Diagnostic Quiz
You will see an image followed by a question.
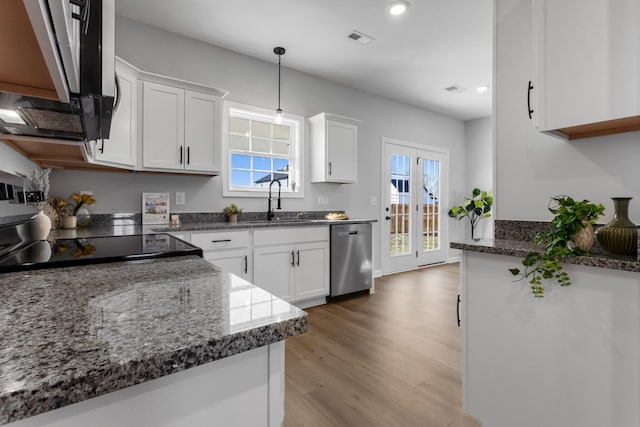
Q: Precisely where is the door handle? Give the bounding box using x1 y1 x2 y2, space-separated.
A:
385 216 391 220
527 80 534 119
457 294 461 327
296 250 300 266
291 251 295 267
187 146 190 165
244 255 248 274
328 161 332 176
180 146 183 164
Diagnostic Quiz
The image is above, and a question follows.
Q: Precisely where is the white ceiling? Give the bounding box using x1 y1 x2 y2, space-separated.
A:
115 0 493 121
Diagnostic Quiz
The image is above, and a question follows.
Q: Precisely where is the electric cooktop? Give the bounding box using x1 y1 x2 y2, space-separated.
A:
0 234 203 273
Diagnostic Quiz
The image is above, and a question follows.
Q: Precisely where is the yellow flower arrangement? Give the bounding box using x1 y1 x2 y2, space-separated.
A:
56 193 96 216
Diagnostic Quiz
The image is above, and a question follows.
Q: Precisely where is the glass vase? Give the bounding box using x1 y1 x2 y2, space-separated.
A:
76 206 92 228
595 197 637 256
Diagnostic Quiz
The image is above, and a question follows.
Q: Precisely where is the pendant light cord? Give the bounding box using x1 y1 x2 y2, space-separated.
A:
278 54 281 111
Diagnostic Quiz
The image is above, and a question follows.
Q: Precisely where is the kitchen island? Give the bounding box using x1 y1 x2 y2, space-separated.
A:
452 237 640 427
0 255 307 426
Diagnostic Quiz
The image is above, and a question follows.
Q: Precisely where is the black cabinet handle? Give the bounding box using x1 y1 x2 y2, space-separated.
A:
328 161 332 176
244 255 248 274
457 294 461 327
291 251 295 267
187 146 190 165
180 146 183 164
211 239 231 243
527 80 534 119
98 139 104 154
296 250 300 266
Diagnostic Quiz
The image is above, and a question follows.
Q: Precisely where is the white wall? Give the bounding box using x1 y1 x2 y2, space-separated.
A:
464 116 494 238
495 0 640 224
48 16 467 266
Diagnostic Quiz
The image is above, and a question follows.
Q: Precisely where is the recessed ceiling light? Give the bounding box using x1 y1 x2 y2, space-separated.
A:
476 85 490 93
0 108 25 125
389 1 409 16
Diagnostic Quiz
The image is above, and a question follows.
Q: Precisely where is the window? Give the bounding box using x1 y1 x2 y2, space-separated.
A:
223 101 303 198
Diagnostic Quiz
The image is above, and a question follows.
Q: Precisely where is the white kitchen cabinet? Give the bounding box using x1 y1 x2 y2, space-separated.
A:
142 82 221 173
253 227 329 307
309 113 360 183
190 230 251 281
89 58 138 168
532 0 640 139
142 82 185 170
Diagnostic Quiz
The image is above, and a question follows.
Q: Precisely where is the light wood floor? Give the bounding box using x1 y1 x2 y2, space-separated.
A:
283 263 481 427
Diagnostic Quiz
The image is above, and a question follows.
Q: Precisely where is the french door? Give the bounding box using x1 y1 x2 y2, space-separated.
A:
382 141 448 275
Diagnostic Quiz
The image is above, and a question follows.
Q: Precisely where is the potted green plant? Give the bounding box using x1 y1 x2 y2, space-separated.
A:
223 203 242 224
509 195 605 297
448 188 493 240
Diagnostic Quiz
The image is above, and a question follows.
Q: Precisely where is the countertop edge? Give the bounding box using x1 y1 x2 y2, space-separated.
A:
451 239 640 273
1 313 308 424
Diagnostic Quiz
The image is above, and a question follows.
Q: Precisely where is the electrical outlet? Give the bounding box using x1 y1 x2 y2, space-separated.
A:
318 196 329 206
80 190 93 195
175 192 186 205
370 196 378 206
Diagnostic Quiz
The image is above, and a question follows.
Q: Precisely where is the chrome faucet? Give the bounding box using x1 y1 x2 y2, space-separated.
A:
267 179 282 220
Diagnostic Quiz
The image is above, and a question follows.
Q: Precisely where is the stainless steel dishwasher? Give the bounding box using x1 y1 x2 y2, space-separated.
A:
330 222 373 297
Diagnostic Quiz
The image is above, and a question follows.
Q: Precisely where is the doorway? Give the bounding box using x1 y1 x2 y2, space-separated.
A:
382 139 448 275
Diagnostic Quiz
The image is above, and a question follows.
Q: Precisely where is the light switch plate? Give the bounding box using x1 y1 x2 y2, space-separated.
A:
318 196 329 206
370 196 377 206
175 192 186 205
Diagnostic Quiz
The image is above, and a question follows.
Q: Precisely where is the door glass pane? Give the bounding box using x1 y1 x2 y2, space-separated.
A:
422 159 440 251
390 154 411 256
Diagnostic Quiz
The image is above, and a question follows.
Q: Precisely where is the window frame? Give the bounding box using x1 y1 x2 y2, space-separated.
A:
222 101 304 199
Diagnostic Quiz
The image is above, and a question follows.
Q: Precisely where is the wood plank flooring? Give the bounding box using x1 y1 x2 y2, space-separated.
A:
283 263 481 427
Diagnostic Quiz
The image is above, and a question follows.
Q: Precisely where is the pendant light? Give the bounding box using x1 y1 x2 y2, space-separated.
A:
274 46 286 124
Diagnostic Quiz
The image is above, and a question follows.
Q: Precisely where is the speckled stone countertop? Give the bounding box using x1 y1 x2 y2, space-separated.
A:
48 218 377 240
0 256 307 425
451 238 640 272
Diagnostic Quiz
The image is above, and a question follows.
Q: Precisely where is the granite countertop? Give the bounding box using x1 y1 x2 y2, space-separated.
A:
0 256 307 425
152 218 376 233
48 218 377 239
451 238 640 273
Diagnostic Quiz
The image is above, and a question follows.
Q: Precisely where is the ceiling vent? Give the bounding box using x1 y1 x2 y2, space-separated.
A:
347 30 375 45
444 84 467 94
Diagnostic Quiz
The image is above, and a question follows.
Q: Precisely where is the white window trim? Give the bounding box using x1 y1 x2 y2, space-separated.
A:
222 100 305 199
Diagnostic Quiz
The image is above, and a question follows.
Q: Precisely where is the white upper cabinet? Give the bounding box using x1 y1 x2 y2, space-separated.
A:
142 82 221 173
142 82 186 170
90 58 138 168
532 0 640 139
184 90 220 172
309 113 360 183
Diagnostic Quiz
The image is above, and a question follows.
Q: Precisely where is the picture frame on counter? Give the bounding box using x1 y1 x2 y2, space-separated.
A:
142 192 170 224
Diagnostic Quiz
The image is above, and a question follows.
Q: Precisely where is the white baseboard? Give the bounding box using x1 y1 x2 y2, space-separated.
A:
373 269 383 278
447 256 461 264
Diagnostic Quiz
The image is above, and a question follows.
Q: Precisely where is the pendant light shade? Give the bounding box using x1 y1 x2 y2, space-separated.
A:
274 46 286 124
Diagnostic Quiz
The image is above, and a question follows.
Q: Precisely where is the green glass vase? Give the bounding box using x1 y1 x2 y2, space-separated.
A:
595 197 637 256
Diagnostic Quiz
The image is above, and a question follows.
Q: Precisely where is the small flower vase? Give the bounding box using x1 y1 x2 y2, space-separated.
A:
228 214 238 224
62 215 77 229
595 197 638 256
30 210 52 241
75 206 92 227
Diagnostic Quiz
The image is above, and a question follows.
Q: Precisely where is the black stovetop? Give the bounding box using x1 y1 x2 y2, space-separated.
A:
0 234 203 273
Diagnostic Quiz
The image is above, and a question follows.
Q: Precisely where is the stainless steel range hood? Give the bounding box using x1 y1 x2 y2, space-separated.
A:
0 0 115 144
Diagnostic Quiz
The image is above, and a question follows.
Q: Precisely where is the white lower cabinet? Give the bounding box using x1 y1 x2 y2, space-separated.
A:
253 227 329 307
190 230 251 281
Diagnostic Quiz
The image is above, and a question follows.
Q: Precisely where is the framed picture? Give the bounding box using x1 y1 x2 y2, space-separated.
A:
142 192 170 224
